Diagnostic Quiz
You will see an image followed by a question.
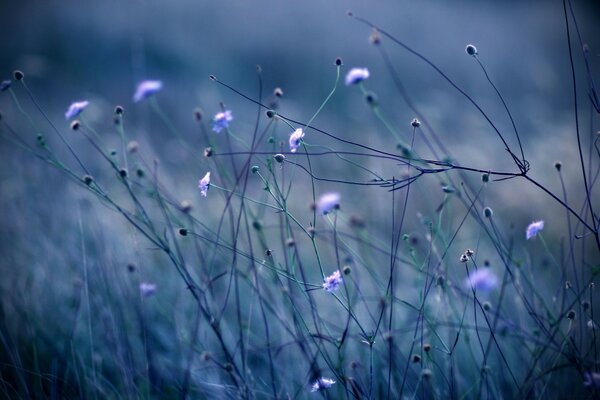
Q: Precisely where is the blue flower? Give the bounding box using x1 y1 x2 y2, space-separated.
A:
288 128 305 153
211 110 233 133
133 80 163 102
198 172 211 197
65 100 89 120
345 68 370 86
526 220 544 240
323 270 343 293
0 80 11 92
317 192 340 215
310 377 336 392
465 268 497 292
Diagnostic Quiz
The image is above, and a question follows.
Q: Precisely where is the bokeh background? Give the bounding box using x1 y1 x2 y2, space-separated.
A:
1 0 600 398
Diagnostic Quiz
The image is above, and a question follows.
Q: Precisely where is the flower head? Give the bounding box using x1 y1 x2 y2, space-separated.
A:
289 128 305 153
310 377 336 392
323 270 343 292
139 282 157 297
317 192 340 215
526 220 544 240
133 80 163 102
345 68 370 86
211 110 233 133
584 372 600 389
65 101 89 120
465 268 497 292
198 172 210 197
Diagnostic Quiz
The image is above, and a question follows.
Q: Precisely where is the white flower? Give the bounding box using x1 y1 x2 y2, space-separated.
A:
310 377 336 392
345 68 370 86
316 192 340 215
133 80 163 102
289 128 305 153
526 220 544 240
198 172 211 197
139 282 157 297
323 270 343 292
65 101 89 120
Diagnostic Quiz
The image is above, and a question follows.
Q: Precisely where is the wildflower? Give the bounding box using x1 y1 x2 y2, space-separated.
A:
289 128 305 153
139 282 157 297
459 254 469 263
0 80 11 92
465 44 478 56
65 100 89 120
411 118 421 127
345 68 370 86
323 270 343 292
584 371 600 389
133 80 162 102
211 110 233 133
526 220 544 240
310 377 336 392
316 192 340 215
198 172 210 197
465 268 497 292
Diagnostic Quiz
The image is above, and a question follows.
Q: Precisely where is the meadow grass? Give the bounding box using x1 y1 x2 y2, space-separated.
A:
0 2 599 399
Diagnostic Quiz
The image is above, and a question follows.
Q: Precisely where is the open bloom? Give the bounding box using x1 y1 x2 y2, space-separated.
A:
311 377 336 392
198 172 210 197
323 270 343 292
317 192 340 215
139 282 157 297
133 80 163 102
211 110 233 133
526 220 544 240
65 100 89 120
289 128 305 153
345 68 370 85
465 268 497 292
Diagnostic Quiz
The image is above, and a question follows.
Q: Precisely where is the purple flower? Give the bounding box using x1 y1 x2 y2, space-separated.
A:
139 282 157 297
133 80 163 102
526 220 544 240
465 268 497 292
345 68 370 86
317 192 340 215
198 171 210 197
289 128 305 153
211 110 233 133
65 101 89 120
310 377 336 392
0 80 11 92
323 270 343 293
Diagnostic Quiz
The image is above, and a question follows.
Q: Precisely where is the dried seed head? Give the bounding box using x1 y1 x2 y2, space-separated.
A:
483 301 492 311
114 105 124 115
265 249 273 257
369 29 381 45
126 140 139 153
465 249 475 257
70 120 81 131
118 168 128 178
274 87 284 97
423 343 431 352
13 70 24 81
460 254 469 263
335 57 343 66
266 110 276 118
554 161 562 171
252 220 262 231
382 331 393 342
582 301 590 311
364 91 378 105
483 207 493 218
204 147 213 157
83 175 94 186
200 351 211 362
178 228 188 236
285 238 295 247
412 354 421 363
193 107 203 121
273 153 285 163
482 173 490 183
465 44 478 56
251 165 259 174
342 265 352 275
421 369 432 380
127 263 136 273
411 118 421 128
567 310 576 320
565 281 572 290
180 200 192 213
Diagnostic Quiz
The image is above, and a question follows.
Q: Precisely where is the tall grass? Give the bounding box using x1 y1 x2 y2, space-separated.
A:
1 1 599 399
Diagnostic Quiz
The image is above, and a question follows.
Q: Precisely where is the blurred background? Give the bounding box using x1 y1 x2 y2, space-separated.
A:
1 0 600 397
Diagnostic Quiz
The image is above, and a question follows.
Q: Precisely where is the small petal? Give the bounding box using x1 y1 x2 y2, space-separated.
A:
65 100 89 120
211 110 233 133
345 68 370 86
289 128 305 153
323 270 343 292
198 171 211 197
133 80 163 102
317 192 340 215
526 220 544 240
465 268 497 292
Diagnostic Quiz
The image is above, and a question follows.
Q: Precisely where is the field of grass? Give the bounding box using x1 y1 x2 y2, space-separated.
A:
1 1 599 399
